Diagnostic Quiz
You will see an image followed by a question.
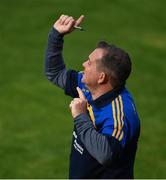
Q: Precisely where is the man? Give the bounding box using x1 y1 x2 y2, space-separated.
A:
45 14 140 179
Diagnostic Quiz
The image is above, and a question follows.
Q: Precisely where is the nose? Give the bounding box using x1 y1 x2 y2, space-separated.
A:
82 60 88 68
82 61 86 68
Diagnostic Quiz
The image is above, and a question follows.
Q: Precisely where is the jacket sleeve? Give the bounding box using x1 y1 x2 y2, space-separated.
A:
45 27 80 97
74 113 122 166
45 27 68 90
45 26 80 99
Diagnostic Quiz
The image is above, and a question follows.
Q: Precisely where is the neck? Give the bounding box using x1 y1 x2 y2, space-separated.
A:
89 85 113 100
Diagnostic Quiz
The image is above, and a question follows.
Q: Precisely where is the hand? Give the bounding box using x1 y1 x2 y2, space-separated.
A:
69 87 87 118
53 14 84 34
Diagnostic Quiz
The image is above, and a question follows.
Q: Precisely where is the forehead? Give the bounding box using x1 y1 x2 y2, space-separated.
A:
89 48 107 61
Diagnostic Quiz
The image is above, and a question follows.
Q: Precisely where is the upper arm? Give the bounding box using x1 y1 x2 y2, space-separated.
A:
74 114 123 166
64 69 79 97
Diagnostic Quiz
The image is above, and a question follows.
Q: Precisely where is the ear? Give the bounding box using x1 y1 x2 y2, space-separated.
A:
98 72 108 84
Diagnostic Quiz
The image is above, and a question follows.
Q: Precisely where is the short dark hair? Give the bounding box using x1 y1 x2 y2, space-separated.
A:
96 41 132 88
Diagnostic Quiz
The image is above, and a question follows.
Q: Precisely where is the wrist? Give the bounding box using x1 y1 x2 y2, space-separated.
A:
73 113 90 121
52 26 64 37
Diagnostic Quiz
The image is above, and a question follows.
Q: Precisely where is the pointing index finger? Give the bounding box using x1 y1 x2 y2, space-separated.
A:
76 87 86 100
75 15 85 26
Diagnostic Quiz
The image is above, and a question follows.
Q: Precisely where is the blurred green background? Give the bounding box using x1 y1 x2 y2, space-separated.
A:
0 0 166 178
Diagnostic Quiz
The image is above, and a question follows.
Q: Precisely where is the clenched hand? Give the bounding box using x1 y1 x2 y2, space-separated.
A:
54 14 84 34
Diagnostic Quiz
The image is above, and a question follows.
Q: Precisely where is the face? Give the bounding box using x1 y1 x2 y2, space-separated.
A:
81 48 106 88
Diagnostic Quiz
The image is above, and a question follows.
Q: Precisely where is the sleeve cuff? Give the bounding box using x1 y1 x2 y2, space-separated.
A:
52 27 64 37
74 113 90 123
49 27 64 43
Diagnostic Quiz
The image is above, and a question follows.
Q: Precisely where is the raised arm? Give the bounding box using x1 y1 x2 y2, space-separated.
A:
45 15 84 90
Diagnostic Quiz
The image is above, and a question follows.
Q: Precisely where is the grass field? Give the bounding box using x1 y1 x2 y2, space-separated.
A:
0 0 166 178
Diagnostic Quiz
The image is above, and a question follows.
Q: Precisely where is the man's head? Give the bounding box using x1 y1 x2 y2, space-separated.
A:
82 41 132 90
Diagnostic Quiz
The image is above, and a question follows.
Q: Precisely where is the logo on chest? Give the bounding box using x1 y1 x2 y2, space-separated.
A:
73 131 84 155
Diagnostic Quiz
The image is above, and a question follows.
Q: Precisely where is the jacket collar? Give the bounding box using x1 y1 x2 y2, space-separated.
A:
92 86 124 108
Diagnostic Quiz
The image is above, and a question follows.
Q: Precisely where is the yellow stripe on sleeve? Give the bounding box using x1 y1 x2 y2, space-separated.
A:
119 131 124 141
115 98 121 139
118 95 124 141
112 100 117 137
119 95 124 127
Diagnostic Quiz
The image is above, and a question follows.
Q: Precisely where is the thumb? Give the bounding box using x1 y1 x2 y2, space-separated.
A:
77 87 86 100
75 15 85 26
